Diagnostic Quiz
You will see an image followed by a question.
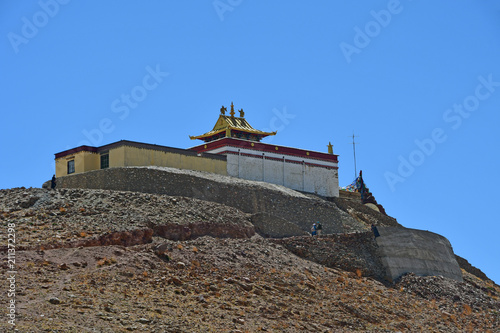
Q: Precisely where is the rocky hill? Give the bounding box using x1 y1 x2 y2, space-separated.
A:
1 186 499 332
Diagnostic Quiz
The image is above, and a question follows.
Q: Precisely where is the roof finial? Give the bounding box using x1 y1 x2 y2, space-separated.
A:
230 102 235 118
220 105 227 115
239 108 245 118
327 142 333 154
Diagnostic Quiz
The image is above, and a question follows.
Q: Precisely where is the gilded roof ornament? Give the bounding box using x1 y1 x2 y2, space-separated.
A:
327 142 334 155
230 102 235 118
189 102 277 142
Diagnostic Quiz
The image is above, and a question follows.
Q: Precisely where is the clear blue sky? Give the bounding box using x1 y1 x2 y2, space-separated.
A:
2 1 499 283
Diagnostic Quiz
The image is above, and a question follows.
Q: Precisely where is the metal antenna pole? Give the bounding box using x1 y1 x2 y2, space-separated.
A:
350 133 359 179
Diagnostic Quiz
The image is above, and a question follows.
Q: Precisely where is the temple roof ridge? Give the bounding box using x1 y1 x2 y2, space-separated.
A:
189 103 276 142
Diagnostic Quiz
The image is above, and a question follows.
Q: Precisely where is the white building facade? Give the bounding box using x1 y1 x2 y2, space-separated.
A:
189 103 339 197
191 138 339 197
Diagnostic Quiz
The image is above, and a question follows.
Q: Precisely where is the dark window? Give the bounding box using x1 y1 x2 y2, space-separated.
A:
100 154 109 169
67 160 75 174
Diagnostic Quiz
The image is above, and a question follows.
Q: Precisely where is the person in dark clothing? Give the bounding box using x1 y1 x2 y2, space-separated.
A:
316 222 323 236
311 223 317 236
51 175 56 190
371 224 380 238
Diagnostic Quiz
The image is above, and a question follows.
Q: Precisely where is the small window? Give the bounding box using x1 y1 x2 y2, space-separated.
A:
67 160 75 174
100 154 109 169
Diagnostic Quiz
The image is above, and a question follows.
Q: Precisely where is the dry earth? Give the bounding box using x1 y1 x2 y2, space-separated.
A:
1 187 499 332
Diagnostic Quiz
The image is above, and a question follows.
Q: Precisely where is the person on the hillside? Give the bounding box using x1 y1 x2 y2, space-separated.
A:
311 223 317 236
371 224 380 238
51 175 56 190
316 222 322 236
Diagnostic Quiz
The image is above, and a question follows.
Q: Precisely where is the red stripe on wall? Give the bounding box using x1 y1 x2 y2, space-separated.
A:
190 138 338 163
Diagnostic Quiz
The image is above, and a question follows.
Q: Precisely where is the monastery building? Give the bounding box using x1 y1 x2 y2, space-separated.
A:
54 103 339 197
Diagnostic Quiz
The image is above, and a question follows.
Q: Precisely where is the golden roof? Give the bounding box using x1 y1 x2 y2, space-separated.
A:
189 103 277 141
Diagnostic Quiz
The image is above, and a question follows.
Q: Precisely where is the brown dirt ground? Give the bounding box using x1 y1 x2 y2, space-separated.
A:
0 187 499 332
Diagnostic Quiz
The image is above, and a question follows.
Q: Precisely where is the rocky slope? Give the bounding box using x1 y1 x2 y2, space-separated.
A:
1 187 499 332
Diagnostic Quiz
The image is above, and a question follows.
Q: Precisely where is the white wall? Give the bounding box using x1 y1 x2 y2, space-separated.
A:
226 152 339 197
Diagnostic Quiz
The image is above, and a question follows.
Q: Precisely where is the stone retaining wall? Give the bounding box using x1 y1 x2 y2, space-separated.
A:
56 167 366 234
339 190 361 201
376 227 463 282
272 233 388 282
274 228 464 284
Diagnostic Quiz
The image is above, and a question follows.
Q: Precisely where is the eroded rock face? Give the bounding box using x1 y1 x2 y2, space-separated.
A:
6 229 155 251
152 222 255 241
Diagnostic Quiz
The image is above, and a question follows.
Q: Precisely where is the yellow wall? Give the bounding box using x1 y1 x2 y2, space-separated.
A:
55 151 99 177
55 156 67 177
122 146 227 175
55 144 227 177
83 151 99 172
109 146 125 168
